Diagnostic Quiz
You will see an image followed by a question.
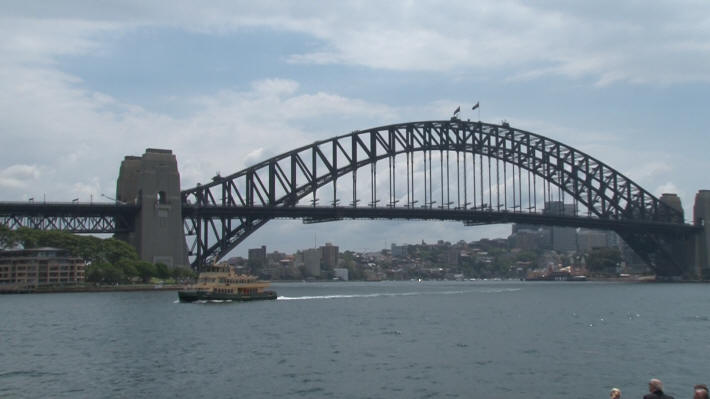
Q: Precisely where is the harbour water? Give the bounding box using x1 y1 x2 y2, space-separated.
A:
1 280 708 398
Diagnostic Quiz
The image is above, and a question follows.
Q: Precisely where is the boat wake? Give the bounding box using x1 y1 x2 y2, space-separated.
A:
277 288 520 301
278 292 416 301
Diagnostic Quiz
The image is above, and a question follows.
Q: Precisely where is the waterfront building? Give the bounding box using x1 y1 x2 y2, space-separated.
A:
261 262 282 280
390 243 408 258
447 248 460 266
0 247 85 288
512 223 541 234
508 229 545 251
303 248 321 277
333 267 349 281
248 245 267 272
577 229 611 251
541 201 578 252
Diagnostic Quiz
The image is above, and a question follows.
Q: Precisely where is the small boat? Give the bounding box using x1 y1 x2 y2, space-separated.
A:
178 264 277 303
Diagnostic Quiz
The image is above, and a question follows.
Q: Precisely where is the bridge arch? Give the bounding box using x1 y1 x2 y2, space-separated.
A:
181 120 686 272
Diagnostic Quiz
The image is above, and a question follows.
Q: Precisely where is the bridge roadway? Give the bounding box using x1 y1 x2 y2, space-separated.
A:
1 201 699 236
182 204 700 235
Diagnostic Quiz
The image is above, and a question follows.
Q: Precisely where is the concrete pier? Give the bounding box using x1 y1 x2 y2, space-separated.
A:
655 193 692 278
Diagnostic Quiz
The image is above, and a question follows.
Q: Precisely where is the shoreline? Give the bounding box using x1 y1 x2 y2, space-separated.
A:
2 277 707 295
0 284 182 295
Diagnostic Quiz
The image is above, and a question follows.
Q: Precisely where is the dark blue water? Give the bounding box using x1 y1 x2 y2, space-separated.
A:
1 281 708 398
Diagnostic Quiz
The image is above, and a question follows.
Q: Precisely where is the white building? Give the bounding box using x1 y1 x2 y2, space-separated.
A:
334 268 349 281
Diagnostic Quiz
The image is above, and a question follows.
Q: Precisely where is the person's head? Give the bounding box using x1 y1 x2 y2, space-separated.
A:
649 379 663 393
695 388 709 399
609 387 621 399
695 384 709 392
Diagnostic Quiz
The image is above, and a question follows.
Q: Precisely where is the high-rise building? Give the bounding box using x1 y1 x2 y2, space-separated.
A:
320 243 339 269
447 248 460 266
543 201 577 252
390 243 408 258
248 245 267 271
508 230 545 251
577 229 609 251
303 248 321 277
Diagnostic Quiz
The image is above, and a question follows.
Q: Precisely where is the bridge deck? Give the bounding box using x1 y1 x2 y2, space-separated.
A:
3 201 695 235
182 205 700 235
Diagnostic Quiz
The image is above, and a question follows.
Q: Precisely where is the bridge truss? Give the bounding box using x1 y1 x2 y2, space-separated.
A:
0 202 137 233
182 119 694 274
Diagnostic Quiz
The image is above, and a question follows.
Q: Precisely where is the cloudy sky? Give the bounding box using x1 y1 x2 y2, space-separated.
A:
1 1 709 255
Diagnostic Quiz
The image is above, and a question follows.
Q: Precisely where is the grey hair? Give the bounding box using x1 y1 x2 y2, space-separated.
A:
649 379 663 391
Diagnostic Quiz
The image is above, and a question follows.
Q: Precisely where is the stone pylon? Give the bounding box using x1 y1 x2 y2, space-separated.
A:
115 149 188 268
693 190 710 279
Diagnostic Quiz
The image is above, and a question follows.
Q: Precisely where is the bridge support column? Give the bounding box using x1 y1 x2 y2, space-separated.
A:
693 190 710 279
116 149 188 268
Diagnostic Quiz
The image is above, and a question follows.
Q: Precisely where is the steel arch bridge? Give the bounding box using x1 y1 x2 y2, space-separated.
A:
181 119 695 275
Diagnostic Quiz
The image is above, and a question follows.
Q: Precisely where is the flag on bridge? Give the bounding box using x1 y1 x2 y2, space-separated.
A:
472 101 479 111
453 106 461 116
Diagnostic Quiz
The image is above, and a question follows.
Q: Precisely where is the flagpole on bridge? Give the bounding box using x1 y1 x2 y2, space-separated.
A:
472 101 480 121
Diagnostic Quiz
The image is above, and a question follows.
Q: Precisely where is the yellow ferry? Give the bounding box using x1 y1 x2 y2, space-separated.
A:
178 264 277 302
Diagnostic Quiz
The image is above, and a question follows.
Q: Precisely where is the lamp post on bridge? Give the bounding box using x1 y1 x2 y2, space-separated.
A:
101 193 126 205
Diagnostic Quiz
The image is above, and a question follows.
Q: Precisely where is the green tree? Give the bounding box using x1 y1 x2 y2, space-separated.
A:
73 236 103 263
587 248 622 274
155 263 170 279
86 261 124 284
116 259 139 280
135 261 157 283
11 229 140 266
15 228 41 249
172 267 196 282
515 250 539 263
101 263 126 284
85 263 104 283
0 225 18 249
99 238 139 265
341 251 362 280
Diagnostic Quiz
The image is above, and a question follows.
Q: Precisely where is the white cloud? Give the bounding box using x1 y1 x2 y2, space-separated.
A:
3 1 710 85
256 1 710 85
0 164 41 190
242 148 265 167
626 161 673 182
70 178 103 202
0 56 399 201
656 182 681 197
251 78 299 97
0 17 118 68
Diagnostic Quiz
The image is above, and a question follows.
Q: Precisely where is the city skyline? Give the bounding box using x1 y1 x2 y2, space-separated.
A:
2 1 709 256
